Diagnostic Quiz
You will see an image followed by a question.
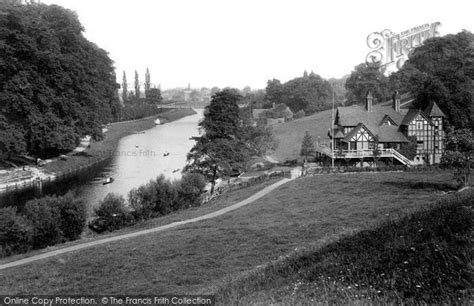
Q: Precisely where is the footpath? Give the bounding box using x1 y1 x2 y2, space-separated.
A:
0 177 294 271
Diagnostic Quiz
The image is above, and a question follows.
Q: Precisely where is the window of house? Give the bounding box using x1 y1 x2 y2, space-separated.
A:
417 141 423 151
416 122 423 130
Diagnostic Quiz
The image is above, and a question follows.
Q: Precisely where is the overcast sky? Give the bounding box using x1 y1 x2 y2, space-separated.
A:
41 0 473 90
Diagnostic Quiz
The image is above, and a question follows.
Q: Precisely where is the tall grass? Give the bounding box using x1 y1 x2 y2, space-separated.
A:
216 189 473 304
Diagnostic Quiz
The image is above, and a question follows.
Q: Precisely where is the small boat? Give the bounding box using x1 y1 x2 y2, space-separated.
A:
172 168 180 173
163 152 170 157
103 177 114 185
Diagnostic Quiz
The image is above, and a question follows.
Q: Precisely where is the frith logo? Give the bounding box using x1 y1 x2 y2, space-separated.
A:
366 22 441 70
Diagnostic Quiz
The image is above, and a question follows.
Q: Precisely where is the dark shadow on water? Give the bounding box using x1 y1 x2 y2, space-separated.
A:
0 158 112 209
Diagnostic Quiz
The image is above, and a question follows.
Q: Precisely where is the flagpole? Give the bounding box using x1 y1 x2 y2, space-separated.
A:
331 84 335 169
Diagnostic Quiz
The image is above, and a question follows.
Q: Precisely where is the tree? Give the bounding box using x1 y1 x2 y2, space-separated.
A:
391 31 474 129
134 70 140 99
264 79 284 106
145 87 163 105
144 68 151 97
441 127 473 188
0 3 121 159
300 131 315 161
185 89 247 194
121 71 128 104
345 62 390 105
264 74 334 113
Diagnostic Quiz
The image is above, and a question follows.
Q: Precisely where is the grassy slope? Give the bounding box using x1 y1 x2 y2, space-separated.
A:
270 109 332 162
0 171 457 295
217 189 473 304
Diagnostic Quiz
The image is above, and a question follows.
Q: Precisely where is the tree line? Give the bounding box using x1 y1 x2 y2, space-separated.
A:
120 69 163 121
263 71 344 115
0 3 121 160
345 30 474 130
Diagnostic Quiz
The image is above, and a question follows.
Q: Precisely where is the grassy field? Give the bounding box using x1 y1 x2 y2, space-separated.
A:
0 170 460 296
43 108 196 174
216 189 473 304
270 109 332 162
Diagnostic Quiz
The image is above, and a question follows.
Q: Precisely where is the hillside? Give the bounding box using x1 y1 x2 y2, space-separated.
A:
270 109 333 162
0 170 459 296
216 189 473 304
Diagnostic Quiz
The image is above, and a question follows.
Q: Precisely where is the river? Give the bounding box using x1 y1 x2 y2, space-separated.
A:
75 109 203 209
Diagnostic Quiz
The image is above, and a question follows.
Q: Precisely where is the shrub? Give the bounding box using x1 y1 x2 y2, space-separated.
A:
24 196 63 249
128 175 176 219
0 207 31 257
294 109 306 119
175 173 206 209
91 193 133 232
53 192 87 241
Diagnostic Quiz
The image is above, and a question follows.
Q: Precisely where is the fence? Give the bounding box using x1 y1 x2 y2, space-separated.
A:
202 170 293 204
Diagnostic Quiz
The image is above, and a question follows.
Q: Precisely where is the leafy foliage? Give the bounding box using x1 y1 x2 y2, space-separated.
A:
398 136 418 160
441 127 473 187
23 192 87 248
345 62 390 105
186 89 276 193
300 131 315 161
390 31 474 129
23 197 63 249
0 206 31 257
0 3 121 159
128 175 177 219
92 193 133 232
264 72 334 114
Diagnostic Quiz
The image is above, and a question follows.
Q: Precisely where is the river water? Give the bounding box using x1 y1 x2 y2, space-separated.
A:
75 109 203 209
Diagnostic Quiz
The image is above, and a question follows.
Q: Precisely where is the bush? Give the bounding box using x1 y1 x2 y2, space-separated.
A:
128 175 176 219
294 110 306 119
175 173 206 209
54 192 87 241
0 207 31 257
24 196 63 249
91 193 133 232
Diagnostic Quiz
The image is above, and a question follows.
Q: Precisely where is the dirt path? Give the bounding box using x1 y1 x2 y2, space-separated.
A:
0 177 293 271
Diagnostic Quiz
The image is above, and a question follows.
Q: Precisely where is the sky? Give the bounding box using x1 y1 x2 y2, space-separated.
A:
41 0 473 90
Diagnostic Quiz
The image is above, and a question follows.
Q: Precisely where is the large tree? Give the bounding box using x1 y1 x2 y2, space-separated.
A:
121 71 128 104
264 72 335 113
345 62 390 105
390 31 474 129
185 89 276 194
144 68 151 97
134 70 140 99
0 3 121 158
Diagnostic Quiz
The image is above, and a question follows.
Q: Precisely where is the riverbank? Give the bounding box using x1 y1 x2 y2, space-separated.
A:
0 108 196 195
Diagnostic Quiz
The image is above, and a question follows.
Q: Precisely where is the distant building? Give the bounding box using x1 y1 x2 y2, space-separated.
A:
328 91 445 166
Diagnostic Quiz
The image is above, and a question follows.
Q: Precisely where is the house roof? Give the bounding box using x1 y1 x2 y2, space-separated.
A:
376 125 409 142
424 101 446 117
342 123 376 142
336 104 413 143
336 105 407 129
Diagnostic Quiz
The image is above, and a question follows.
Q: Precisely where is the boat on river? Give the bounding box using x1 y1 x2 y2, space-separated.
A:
103 177 114 185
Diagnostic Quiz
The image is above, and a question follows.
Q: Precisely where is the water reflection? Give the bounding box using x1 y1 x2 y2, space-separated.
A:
76 109 203 208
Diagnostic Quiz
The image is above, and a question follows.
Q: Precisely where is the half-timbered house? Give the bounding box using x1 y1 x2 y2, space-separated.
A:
328 91 445 166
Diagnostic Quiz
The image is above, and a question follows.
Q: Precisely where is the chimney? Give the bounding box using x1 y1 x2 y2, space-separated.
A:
392 91 400 112
366 91 373 112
